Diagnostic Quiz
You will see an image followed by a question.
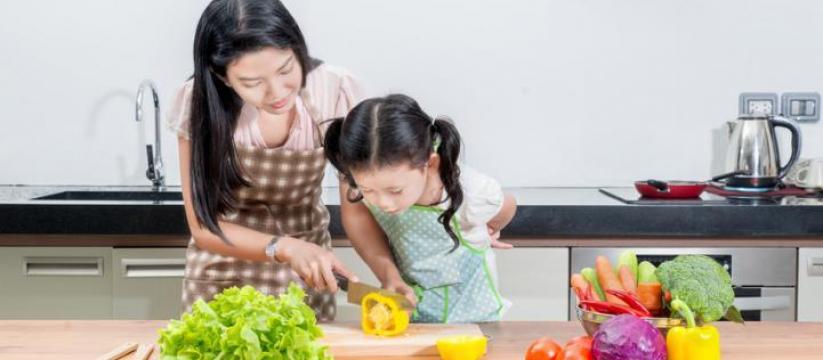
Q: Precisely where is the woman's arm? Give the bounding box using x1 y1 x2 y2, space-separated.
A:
338 180 417 305
178 137 354 291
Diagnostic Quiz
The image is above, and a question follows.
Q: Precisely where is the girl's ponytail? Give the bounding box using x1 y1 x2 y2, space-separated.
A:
432 117 463 251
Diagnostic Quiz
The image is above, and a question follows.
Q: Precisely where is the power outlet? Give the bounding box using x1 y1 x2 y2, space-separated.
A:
739 92 779 116
781 92 820 122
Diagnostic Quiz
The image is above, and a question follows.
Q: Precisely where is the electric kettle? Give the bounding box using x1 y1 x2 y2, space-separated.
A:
721 114 802 189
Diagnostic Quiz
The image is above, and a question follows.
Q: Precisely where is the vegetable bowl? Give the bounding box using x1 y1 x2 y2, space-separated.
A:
575 305 689 337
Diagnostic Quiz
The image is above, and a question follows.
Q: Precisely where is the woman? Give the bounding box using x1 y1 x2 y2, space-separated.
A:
167 0 361 321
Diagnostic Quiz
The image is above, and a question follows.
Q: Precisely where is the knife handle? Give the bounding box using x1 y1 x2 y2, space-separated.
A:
333 271 349 292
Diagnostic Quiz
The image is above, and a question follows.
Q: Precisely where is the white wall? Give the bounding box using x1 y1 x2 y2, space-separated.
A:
2 0 822 187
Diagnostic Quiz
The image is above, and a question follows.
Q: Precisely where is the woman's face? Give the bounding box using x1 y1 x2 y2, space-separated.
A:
351 163 430 215
224 47 303 115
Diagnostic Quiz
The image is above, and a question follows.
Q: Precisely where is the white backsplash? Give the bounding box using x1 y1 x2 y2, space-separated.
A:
1 0 822 187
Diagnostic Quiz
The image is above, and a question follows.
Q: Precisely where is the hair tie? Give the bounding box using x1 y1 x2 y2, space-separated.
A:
430 116 441 151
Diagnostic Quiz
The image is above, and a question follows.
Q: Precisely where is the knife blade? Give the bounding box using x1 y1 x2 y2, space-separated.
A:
334 272 415 311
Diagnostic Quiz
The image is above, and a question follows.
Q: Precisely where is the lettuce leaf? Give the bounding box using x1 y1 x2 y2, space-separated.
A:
158 283 331 360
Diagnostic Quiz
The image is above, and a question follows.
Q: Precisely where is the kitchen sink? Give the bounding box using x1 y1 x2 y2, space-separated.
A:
33 190 182 202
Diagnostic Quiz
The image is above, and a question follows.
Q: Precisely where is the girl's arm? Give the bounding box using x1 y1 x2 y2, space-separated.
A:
178 137 355 292
338 180 418 305
487 193 518 242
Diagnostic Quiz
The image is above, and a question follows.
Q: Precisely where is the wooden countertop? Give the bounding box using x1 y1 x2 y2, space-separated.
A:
1 320 822 359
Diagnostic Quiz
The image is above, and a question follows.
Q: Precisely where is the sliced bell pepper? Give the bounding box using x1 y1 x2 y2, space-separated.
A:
667 298 721 360
436 335 487 360
361 292 409 337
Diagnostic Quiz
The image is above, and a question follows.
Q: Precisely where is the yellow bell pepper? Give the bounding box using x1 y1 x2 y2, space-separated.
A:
667 299 721 360
361 293 409 336
436 335 487 360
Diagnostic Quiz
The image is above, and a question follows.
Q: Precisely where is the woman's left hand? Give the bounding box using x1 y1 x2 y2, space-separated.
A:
488 225 513 249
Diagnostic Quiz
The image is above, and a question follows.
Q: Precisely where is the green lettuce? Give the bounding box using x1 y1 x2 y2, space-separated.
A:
158 284 332 360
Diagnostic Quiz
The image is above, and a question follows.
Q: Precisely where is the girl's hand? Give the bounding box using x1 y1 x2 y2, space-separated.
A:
488 225 513 249
277 237 358 293
383 276 418 307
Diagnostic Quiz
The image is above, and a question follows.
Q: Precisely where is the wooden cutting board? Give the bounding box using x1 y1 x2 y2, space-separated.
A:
319 323 484 357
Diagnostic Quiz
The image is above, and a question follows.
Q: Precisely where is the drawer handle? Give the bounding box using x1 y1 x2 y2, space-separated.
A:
24 257 103 276
122 258 185 278
809 257 823 277
733 296 791 311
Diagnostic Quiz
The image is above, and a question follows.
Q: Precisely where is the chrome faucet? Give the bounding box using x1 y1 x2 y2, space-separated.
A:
135 80 165 190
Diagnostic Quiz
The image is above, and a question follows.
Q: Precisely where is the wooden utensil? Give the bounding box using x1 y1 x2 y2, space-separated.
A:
133 344 154 360
96 341 138 360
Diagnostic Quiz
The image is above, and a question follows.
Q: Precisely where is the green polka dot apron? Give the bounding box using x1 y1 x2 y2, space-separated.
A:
367 204 505 323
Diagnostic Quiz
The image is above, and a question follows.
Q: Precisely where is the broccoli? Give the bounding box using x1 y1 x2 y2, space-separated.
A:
655 254 735 323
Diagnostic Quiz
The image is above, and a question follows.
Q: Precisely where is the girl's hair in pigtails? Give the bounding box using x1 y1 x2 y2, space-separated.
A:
431 117 463 250
323 94 465 250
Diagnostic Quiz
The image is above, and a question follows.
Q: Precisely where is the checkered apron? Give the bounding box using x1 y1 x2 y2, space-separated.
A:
181 109 336 321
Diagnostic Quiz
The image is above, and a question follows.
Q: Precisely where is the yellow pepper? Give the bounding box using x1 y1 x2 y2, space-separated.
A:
361 293 409 336
436 335 487 360
667 299 721 360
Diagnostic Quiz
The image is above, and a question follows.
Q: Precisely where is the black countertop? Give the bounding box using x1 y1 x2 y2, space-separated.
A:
2 185 823 238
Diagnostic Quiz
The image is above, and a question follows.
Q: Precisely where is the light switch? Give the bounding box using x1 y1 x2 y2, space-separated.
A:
781 92 820 122
739 92 778 116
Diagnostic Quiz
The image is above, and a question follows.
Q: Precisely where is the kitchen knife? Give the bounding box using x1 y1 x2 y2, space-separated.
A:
334 272 415 311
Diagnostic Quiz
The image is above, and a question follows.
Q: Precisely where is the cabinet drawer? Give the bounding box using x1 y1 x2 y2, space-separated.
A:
0 247 112 319
112 248 186 320
799 248 823 321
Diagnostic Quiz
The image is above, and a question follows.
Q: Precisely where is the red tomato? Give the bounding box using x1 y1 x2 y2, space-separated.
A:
564 335 592 349
563 336 592 360
525 337 564 360
563 344 592 360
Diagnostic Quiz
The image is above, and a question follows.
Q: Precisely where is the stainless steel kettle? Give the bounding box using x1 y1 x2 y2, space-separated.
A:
721 114 802 189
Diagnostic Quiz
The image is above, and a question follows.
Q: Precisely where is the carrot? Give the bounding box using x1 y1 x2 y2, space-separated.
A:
637 282 663 315
595 256 626 305
571 273 588 295
619 265 637 295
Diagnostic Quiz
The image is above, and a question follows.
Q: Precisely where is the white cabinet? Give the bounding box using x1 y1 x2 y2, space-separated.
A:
0 247 113 319
332 245 569 322
497 247 569 321
0 246 186 320
798 248 823 321
112 248 186 320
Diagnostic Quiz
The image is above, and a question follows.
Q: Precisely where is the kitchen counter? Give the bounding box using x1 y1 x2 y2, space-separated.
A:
1 320 822 359
3 185 823 242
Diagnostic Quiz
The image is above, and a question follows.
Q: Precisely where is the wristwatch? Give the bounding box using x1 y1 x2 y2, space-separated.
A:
264 236 282 261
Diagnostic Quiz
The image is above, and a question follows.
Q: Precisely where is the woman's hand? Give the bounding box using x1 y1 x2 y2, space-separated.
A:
383 276 418 307
488 225 514 249
276 237 358 293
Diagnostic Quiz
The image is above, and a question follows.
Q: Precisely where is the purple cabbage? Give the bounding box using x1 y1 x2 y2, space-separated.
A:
591 314 667 360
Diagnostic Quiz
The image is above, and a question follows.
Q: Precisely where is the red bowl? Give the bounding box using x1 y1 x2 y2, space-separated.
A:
635 180 707 199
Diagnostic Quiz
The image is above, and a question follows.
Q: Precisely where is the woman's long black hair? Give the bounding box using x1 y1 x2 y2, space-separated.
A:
189 0 317 243
324 94 464 250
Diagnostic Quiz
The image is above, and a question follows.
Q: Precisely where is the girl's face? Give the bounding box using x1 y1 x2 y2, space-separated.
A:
224 47 302 115
351 162 431 215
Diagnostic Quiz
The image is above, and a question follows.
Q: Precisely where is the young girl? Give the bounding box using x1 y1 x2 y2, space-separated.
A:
325 94 517 323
